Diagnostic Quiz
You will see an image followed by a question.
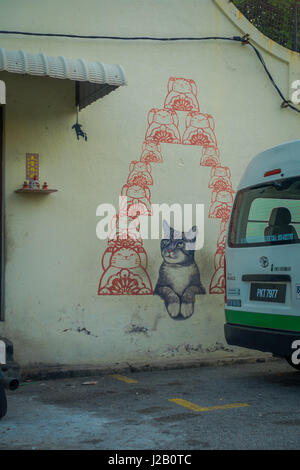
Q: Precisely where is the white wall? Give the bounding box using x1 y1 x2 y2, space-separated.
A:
0 0 299 369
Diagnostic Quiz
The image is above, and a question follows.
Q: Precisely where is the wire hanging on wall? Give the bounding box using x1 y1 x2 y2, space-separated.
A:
0 30 299 114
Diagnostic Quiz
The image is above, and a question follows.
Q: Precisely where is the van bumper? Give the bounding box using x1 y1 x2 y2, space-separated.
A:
0 337 19 378
224 323 300 357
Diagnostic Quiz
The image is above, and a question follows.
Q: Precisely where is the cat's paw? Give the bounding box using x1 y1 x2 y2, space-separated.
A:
180 302 194 318
181 289 196 304
165 295 180 318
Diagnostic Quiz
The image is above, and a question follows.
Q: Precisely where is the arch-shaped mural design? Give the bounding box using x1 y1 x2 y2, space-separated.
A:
98 77 234 296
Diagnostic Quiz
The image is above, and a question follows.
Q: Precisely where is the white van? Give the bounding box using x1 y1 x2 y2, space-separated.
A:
225 140 300 369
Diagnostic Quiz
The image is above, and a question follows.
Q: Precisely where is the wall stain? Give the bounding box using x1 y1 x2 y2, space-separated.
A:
60 304 98 338
151 312 165 331
125 323 149 337
165 342 233 355
62 327 98 338
205 341 234 353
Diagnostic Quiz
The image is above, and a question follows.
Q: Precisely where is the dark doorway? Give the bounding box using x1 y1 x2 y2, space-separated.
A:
0 107 4 321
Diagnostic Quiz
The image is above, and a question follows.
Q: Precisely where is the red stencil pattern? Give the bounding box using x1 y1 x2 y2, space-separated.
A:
98 77 234 296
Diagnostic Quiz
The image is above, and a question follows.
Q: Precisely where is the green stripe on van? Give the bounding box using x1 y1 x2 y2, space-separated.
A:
225 309 300 332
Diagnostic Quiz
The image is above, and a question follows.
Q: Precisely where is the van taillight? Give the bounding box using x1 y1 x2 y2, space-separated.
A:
264 168 281 177
224 257 227 305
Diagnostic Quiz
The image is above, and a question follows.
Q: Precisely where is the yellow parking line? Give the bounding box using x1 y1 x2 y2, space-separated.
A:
168 398 250 412
111 374 138 384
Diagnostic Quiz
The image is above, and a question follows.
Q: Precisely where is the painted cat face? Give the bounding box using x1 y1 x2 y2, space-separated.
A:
154 109 174 124
126 185 146 198
173 78 192 93
190 113 210 128
160 221 197 265
111 248 141 268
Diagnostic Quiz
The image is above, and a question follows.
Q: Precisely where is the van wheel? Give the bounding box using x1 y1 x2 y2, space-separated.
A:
0 383 7 418
285 355 300 371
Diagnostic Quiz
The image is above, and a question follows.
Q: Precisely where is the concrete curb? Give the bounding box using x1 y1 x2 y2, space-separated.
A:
20 353 280 381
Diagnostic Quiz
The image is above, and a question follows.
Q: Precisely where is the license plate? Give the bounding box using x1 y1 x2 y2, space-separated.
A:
250 283 286 303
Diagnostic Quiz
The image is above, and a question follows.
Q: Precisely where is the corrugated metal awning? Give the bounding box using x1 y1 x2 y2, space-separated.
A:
0 47 127 109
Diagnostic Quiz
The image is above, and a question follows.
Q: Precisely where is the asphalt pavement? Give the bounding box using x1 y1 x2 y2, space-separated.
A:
1 358 300 450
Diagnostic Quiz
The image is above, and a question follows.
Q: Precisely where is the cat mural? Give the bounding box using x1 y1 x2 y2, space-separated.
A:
154 221 206 320
98 241 152 295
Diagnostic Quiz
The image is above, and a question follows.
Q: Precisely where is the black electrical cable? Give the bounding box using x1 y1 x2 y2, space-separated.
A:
0 30 298 113
247 41 300 113
0 30 245 41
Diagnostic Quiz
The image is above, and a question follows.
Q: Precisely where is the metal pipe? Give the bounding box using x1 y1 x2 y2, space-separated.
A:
0 369 19 391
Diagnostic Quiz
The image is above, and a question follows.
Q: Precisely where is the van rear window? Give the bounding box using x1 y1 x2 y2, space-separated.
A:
228 176 300 247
